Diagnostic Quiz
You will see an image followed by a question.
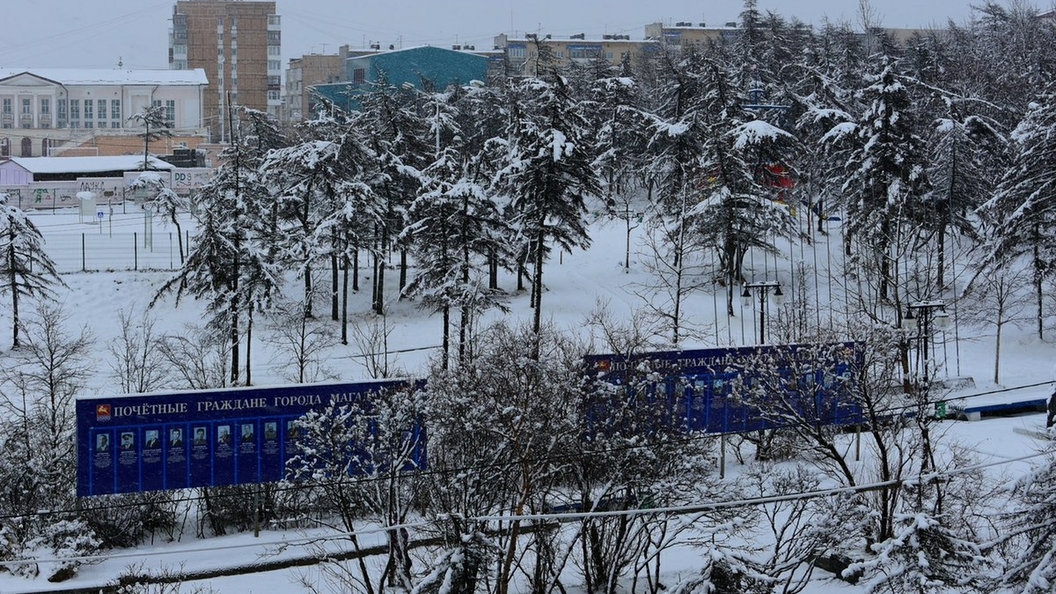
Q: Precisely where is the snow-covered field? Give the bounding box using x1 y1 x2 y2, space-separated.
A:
2 205 1055 594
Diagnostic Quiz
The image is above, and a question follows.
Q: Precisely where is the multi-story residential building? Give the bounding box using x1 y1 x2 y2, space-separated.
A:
645 21 929 53
643 21 744 50
493 22 932 76
0 68 207 158
493 33 657 76
170 0 280 141
284 51 345 122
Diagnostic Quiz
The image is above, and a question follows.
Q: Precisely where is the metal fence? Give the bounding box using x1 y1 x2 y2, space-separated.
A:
44 231 194 273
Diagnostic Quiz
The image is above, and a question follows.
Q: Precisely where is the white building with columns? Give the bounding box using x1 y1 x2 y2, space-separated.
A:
0 68 208 158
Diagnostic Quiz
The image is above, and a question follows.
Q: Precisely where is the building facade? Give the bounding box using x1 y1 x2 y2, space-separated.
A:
493 33 657 76
170 0 280 141
0 68 207 158
312 46 489 114
284 52 345 122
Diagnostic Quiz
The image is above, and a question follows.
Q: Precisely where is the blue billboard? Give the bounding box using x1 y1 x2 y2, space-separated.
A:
76 379 424 497
584 343 862 435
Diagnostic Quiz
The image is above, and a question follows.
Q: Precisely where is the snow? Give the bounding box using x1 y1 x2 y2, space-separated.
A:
731 119 794 150
8 156 174 175
0 206 1055 594
0 68 208 86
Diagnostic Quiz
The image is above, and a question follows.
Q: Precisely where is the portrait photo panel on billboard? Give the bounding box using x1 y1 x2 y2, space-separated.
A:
76 380 424 497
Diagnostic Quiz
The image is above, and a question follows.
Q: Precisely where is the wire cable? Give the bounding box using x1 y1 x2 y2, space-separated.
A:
1 447 1050 568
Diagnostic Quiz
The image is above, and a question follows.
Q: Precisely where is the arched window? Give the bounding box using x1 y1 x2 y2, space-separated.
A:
0 138 9 157
41 138 49 157
21 137 32 157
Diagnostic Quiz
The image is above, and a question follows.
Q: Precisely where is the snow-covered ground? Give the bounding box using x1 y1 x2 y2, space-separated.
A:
2 205 1055 594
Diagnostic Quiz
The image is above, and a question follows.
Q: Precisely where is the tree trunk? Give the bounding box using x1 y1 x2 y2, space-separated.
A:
441 305 450 370
1035 229 1044 340
533 229 545 339
331 249 339 321
489 247 498 290
994 320 1002 385
173 219 185 264
229 292 239 385
9 235 19 348
342 250 350 346
304 264 314 319
353 246 360 292
399 249 408 293
245 306 253 386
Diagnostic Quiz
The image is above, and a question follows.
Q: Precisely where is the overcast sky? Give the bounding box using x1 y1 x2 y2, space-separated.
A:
0 0 998 71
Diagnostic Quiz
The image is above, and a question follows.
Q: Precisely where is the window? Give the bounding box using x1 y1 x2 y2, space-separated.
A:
353 68 365 84
268 75 281 86
70 99 80 120
85 121 93 129
173 60 187 69
268 45 281 56
267 31 280 44
267 90 280 101
57 99 67 127
2 99 11 114
111 99 121 120
507 46 526 59
173 44 187 55
40 99 49 115
153 99 176 126
268 15 280 26
568 46 603 59
268 60 281 71
84 99 93 120
98 100 106 120
21 98 31 114
112 121 122 128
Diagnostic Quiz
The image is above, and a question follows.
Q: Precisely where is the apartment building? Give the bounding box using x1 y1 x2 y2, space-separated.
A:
284 51 345 122
493 33 658 76
170 0 280 141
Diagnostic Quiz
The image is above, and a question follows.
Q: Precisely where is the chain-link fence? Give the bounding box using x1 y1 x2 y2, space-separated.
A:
44 230 194 273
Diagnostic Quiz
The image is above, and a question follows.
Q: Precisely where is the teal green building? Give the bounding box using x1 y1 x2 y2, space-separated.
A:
311 46 492 114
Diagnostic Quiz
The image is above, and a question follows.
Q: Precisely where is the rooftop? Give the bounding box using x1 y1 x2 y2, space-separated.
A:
8 155 175 174
0 68 209 86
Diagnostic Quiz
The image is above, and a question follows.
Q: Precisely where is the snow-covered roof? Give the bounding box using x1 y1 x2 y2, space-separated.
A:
9 155 174 174
0 68 208 86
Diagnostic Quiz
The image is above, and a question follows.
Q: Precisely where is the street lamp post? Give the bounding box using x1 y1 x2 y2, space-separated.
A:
741 280 784 344
903 300 951 373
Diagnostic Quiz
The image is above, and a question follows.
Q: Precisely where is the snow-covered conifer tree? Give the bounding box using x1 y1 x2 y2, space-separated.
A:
154 112 281 385
354 74 432 315
0 193 64 348
979 94 1056 339
495 70 600 341
127 103 172 171
828 56 932 304
129 171 189 264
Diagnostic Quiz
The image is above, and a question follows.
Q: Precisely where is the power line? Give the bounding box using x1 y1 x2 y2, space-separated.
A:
0 2 172 67
2 384 1050 524
2 447 1050 569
